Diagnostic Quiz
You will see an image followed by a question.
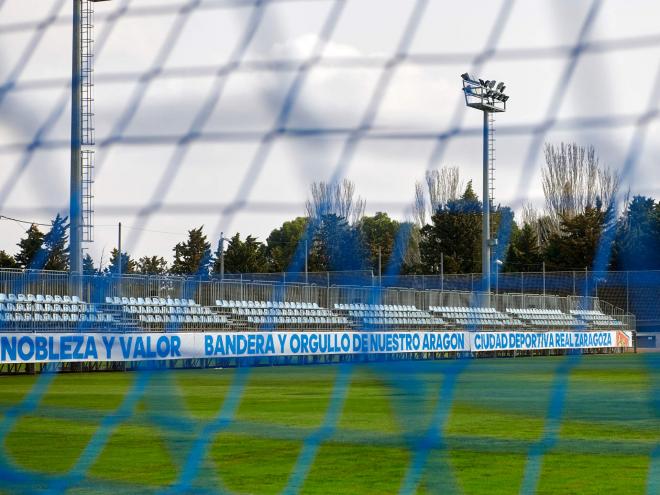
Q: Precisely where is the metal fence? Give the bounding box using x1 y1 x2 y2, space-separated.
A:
211 269 656 332
0 268 636 331
380 270 658 332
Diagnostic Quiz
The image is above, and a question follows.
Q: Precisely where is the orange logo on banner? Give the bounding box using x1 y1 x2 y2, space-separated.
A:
616 331 630 347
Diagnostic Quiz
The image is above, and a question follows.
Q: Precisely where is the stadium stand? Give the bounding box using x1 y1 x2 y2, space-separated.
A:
0 290 629 333
429 306 522 329
507 308 584 328
570 309 625 327
215 299 349 329
333 303 445 329
104 296 229 330
0 292 115 329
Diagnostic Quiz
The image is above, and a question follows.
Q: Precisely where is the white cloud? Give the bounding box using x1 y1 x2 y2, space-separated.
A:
0 1 659 264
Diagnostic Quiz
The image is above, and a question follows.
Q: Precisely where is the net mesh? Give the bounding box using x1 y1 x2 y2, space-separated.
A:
0 0 658 492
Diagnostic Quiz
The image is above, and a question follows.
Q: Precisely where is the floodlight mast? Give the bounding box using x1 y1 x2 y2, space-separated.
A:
71 0 110 277
70 0 82 276
460 73 508 296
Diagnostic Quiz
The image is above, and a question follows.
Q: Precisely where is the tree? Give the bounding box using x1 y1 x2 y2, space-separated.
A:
15 224 44 268
105 248 136 275
0 250 18 269
413 167 462 227
171 226 212 276
399 222 423 274
82 253 97 275
520 202 554 247
216 233 268 273
42 214 69 271
266 217 308 272
612 196 660 270
305 179 366 225
359 212 399 273
542 142 620 234
419 182 482 274
309 214 366 271
504 223 542 272
544 204 609 271
137 256 168 275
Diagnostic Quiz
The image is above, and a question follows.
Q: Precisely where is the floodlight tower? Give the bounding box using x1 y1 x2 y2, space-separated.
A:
70 0 109 275
461 73 509 295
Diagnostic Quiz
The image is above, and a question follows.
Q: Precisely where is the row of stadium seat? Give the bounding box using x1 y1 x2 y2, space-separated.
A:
508 308 584 327
429 306 523 328
0 292 627 331
105 297 227 329
217 299 321 310
121 305 212 315
346 310 432 318
430 306 500 313
0 312 114 323
0 302 97 313
105 296 199 307
228 307 334 317
570 310 624 326
334 303 419 312
361 317 446 327
246 316 349 326
137 314 228 325
453 318 520 327
221 300 347 328
0 293 114 329
333 303 444 328
0 293 83 304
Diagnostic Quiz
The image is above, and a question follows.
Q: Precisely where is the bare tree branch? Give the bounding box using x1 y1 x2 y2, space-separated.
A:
425 167 461 214
411 166 462 227
305 179 366 224
413 181 427 227
542 142 620 233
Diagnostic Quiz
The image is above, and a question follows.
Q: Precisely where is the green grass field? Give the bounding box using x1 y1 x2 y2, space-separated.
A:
0 354 658 494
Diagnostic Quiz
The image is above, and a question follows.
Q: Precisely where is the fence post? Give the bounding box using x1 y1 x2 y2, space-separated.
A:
585 267 588 298
573 271 576 296
626 271 629 313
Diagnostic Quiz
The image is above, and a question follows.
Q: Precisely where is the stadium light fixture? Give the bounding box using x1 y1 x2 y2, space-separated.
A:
461 73 509 296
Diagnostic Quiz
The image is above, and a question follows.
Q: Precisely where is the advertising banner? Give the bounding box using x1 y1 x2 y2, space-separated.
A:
0 330 632 364
0 330 469 364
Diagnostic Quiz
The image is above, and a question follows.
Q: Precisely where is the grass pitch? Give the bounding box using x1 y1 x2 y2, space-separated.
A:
0 353 658 494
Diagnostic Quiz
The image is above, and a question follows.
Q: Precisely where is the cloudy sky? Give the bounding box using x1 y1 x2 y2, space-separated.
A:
0 0 659 266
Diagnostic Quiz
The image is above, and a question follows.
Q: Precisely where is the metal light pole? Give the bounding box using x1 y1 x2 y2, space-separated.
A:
482 110 490 294
70 0 82 275
117 221 122 275
304 238 309 285
378 246 382 286
542 261 546 297
71 0 110 275
219 232 228 280
440 252 444 293
461 73 509 295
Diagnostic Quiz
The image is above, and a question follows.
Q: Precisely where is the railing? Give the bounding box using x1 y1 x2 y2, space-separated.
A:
0 268 636 332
